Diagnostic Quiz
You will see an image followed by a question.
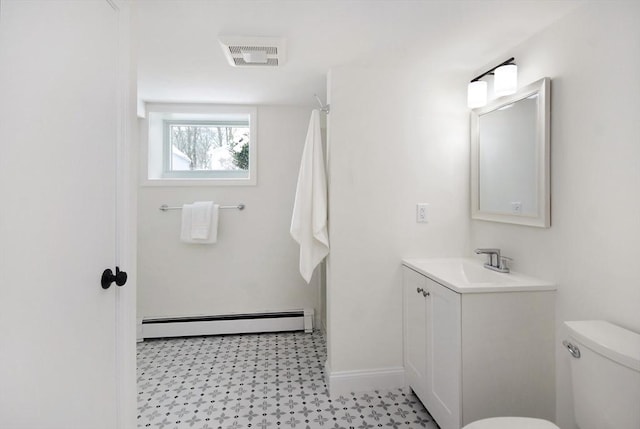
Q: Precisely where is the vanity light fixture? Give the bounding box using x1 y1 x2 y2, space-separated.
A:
467 57 517 108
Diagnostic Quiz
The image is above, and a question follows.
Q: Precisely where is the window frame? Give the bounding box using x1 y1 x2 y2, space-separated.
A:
142 103 257 187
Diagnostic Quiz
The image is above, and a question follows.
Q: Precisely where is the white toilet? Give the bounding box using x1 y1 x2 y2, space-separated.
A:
463 320 640 429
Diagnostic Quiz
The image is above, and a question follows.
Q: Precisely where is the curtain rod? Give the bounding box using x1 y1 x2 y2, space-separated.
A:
314 94 330 114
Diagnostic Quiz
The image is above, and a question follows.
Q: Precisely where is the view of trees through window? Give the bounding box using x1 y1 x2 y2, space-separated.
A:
169 123 249 172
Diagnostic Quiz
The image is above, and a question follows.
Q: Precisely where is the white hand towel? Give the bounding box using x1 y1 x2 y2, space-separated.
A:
290 109 330 283
191 201 213 239
180 202 219 244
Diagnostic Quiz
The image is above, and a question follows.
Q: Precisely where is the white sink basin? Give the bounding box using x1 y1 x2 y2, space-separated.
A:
402 258 555 293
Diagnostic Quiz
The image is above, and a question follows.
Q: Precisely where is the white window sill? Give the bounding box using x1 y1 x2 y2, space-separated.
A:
141 177 257 187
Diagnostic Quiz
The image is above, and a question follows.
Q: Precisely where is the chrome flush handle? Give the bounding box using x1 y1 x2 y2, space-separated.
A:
562 340 581 358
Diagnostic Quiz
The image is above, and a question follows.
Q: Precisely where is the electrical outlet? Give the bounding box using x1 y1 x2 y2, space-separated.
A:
416 203 429 223
511 202 522 214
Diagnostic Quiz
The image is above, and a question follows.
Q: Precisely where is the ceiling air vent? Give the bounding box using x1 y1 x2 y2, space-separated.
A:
219 36 286 68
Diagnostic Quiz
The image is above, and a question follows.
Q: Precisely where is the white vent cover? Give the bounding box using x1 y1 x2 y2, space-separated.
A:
219 36 286 68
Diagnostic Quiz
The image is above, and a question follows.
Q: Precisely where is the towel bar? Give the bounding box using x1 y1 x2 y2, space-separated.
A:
159 203 245 211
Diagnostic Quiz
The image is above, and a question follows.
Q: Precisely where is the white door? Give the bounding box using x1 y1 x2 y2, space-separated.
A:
0 1 125 427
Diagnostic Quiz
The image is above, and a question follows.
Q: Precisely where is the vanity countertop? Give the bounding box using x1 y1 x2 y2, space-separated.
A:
402 258 556 294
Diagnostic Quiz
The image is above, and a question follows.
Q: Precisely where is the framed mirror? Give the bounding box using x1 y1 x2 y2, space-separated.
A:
470 77 550 227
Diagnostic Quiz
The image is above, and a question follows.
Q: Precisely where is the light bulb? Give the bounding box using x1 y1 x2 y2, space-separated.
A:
467 80 487 108
494 64 518 96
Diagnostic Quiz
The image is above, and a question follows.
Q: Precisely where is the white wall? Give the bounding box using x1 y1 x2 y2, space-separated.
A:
137 106 320 321
325 67 470 388
469 3 640 428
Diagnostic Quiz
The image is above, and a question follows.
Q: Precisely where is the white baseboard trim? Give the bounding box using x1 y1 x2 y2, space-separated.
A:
136 317 143 343
325 361 406 398
303 308 314 334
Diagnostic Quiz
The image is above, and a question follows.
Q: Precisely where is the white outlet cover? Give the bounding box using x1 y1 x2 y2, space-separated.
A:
417 203 429 223
511 202 522 214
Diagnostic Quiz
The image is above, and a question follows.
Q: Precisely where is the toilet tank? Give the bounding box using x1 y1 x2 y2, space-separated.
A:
564 320 640 429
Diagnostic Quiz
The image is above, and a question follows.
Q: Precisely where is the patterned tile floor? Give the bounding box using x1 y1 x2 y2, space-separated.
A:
137 331 439 429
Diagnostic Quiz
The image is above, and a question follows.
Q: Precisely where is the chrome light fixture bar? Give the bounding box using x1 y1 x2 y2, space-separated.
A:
467 57 517 108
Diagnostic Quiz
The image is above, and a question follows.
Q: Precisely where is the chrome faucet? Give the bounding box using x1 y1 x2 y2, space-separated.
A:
474 248 511 273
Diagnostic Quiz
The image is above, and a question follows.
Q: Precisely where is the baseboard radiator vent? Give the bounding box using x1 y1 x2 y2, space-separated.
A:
140 309 313 340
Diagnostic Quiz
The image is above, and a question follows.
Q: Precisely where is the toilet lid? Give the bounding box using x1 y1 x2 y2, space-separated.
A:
463 417 560 429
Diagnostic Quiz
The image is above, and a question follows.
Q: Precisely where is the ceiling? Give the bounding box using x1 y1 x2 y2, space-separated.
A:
136 0 583 109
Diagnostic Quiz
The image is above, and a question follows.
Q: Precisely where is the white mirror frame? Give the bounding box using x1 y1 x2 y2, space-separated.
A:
470 77 551 228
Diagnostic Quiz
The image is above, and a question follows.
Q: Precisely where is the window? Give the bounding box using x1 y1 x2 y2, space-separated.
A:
163 120 250 178
144 105 257 186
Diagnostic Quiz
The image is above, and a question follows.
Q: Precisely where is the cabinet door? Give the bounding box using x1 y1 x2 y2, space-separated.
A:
403 267 428 403
425 278 461 429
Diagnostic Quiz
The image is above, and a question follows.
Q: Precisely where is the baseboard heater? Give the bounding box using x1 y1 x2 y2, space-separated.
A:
140 309 313 340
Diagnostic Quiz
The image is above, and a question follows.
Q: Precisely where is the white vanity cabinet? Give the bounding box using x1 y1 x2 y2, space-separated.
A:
402 262 556 429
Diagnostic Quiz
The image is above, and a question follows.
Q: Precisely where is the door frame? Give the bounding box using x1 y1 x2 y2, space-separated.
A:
110 0 137 427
